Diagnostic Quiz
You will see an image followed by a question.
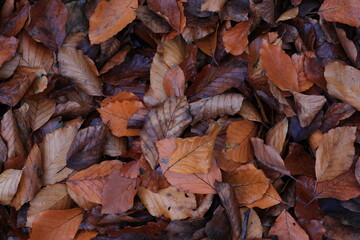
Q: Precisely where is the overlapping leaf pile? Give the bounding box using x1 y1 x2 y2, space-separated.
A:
0 0 360 239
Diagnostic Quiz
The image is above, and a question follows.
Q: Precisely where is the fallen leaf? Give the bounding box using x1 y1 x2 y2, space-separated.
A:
321 103 355 133
26 98 56 131
163 65 185 97
240 208 262 239
260 40 299 91
40 119 82 185
276 7 299 22
26 184 72 227
103 133 127 157
291 54 314 92
66 160 123 204
254 0 275 24
297 219 326 240
224 164 269 205
0 2 29 37
319 0 360 27
0 53 20 80
136 6 172 34
137 186 197 220
315 126 356 182
284 143 316 177
223 20 252 55
89 0 138 44
141 96 191 169
75 231 99 240
266 118 288 154
325 61 360 110
11 144 42 210
251 137 291 178
201 0 227 12
292 91 326 127
238 99 262 122
214 181 242 239
323 216 360 240
162 37 187 68
25 0 67 51
67 187 95 211
196 29 217 57
0 169 22 205
335 26 357 64
66 124 107 171
30 208 83 240
223 119 257 163
0 35 18 67
295 176 322 220
157 138 221 194
58 47 103 96
98 99 144 137
316 167 360 201
204 206 232 239
245 184 282 209
100 46 132 74
190 93 244 125
269 210 309 240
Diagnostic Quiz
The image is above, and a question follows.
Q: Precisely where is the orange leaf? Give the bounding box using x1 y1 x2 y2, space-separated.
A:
223 20 252 55
163 65 185 97
223 119 257 163
260 40 299 91
269 210 309 240
30 208 83 240
66 160 123 204
0 36 18 68
89 0 138 44
98 100 144 137
319 0 360 27
196 30 217 57
245 184 282 209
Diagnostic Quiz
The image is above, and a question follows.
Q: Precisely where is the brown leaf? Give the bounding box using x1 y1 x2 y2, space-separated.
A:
25 0 67 51
163 65 186 97
66 160 123 204
75 231 99 240
316 167 360 201
0 35 18 67
269 210 309 240
26 98 56 131
40 118 83 185
245 184 282 209
323 216 360 240
157 138 221 194
0 2 29 37
136 6 172 34
102 163 139 214
276 7 299 22
190 93 244 125
284 143 316 177
1 109 27 169
238 100 262 122
295 176 322 220
214 181 242 239
260 40 299 91
18 32 54 72
11 144 42 210
0 67 37 106
335 26 358 64
137 186 197 220
26 184 72 227
196 29 217 57
58 47 103 96
325 61 360 110
319 0 360 27
356 158 360 185
103 133 127 157
297 219 326 240
321 103 355 133
147 0 186 33
293 91 326 128
222 0 249 22
223 20 252 55
89 0 138 44
224 164 269 205
315 126 356 182
251 137 291 178
240 208 262 239
0 53 20 80
265 118 288 154
0 169 22 205
204 206 231 239
30 208 83 240
186 58 247 100
66 124 107 171
67 187 95 211
291 54 314 92
99 46 132 74
141 96 191 169
201 0 227 12
254 0 275 24
223 119 257 163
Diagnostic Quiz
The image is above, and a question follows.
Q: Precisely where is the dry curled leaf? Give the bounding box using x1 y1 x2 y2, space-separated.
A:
325 61 360 111
315 126 356 182
319 0 360 27
66 160 123 204
269 210 309 240
30 208 83 240
190 93 244 125
89 0 138 44
141 96 192 169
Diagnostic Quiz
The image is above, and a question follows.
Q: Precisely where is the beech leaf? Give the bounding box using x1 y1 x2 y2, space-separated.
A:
0 169 22 205
265 118 288 154
0 35 18 67
26 98 56 131
319 0 360 27
223 20 252 55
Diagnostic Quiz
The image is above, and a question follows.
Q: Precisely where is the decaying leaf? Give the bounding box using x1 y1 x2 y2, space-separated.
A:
141 96 192 169
190 93 244 125
315 126 356 182
0 169 22 205
223 119 257 163
30 208 83 240
26 184 72 227
325 61 360 111
89 0 138 44
137 186 197 220
66 160 123 204
269 210 309 240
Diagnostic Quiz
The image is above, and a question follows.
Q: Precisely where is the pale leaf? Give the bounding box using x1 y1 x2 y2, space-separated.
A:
26 98 56 131
0 169 22 205
265 118 288 154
